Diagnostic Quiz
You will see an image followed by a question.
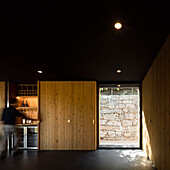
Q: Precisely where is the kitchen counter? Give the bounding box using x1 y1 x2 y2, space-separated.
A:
16 124 38 126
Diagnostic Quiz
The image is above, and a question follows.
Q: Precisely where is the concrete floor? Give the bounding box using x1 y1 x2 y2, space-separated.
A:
0 149 156 170
100 140 139 146
99 140 139 148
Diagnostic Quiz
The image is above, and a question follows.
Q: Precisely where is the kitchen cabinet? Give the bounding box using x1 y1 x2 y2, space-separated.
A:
12 125 38 149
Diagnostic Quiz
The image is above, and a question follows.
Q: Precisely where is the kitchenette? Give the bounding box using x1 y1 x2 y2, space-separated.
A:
9 83 39 150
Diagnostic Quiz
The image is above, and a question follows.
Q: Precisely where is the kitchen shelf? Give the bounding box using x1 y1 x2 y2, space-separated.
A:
17 96 38 98
17 107 38 110
17 84 37 96
16 124 38 126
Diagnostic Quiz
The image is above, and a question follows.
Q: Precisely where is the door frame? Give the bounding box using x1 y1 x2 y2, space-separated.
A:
97 82 142 149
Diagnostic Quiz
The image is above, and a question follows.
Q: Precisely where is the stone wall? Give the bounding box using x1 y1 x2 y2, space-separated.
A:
100 95 139 142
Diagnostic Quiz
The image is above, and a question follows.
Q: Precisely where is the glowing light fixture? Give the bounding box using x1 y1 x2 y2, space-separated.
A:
38 70 43 74
114 22 122 29
117 69 122 73
117 85 121 87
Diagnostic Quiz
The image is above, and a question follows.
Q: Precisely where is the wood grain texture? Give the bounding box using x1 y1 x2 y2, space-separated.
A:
37 81 40 150
142 34 170 170
0 82 6 118
9 82 17 102
39 81 97 150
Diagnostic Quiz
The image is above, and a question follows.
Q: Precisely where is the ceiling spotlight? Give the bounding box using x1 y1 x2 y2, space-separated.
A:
38 70 43 74
114 22 122 29
117 85 120 87
116 69 122 73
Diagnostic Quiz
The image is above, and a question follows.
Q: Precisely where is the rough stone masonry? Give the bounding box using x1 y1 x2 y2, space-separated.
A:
100 95 139 143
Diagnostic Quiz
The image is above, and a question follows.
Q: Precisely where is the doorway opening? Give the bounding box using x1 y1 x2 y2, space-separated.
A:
99 85 140 148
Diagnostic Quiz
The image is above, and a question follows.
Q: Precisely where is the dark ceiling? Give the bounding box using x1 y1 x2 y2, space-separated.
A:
0 0 170 83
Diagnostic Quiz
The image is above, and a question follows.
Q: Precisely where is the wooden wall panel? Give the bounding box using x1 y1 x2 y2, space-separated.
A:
0 82 6 118
142 35 170 169
9 82 17 103
39 81 97 150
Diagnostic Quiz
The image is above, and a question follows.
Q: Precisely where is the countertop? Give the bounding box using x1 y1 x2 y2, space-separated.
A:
16 124 38 126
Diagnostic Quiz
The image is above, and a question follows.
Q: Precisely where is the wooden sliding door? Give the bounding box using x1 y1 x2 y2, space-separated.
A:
0 82 6 117
39 81 97 150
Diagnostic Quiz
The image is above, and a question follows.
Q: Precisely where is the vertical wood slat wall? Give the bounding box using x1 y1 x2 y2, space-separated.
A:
0 82 6 118
39 81 97 150
142 35 170 169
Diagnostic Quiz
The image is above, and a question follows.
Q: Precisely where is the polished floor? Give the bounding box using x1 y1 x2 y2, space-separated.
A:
0 149 156 170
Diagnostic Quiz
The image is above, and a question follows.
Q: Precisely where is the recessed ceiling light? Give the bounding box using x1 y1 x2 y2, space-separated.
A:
116 69 122 73
117 85 120 87
38 70 43 74
114 22 122 29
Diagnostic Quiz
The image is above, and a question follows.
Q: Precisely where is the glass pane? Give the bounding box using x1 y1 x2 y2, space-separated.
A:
27 127 38 147
16 127 24 148
99 87 140 148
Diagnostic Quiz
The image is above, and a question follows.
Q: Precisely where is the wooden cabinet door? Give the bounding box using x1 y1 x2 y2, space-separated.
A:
66 82 84 150
0 81 6 117
83 82 97 150
39 81 97 150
